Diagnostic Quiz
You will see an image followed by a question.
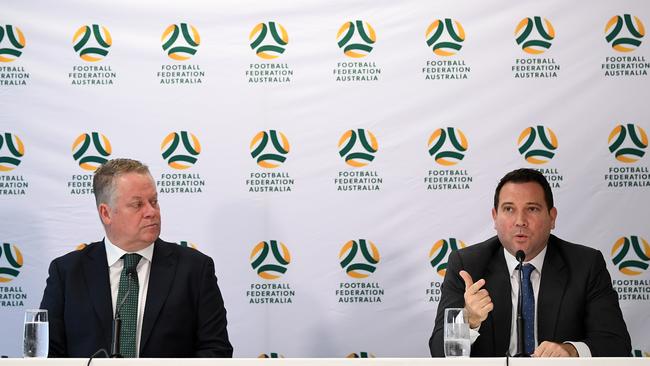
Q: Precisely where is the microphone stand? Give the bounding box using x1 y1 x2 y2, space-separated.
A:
513 250 530 357
110 269 135 358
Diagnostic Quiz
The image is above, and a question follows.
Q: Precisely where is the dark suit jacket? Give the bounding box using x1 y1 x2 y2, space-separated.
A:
429 235 631 357
40 239 233 358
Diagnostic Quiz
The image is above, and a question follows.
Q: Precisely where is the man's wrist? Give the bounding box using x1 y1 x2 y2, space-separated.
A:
560 343 578 357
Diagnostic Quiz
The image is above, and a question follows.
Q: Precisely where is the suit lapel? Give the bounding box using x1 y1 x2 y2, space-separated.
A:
140 240 177 354
484 246 512 356
537 237 567 342
82 241 113 347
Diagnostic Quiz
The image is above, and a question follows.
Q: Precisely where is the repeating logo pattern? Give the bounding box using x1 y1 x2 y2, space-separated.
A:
161 131 201 170
517 125 558 164
0 133 25 172
250 240 291 280
161 23 201 60
611 236 650 276
339 239 380 279
0 25 26 62
427 127 468 166
249 22 288 59
338 129 378 167
426 19 465 56
337 20 376 58
605 14 645 53
608 124 648 163
72 132 112 171
0 243 23 283
250 130 290 168
73 24 112 62
515 16 555 54
429 238 466 277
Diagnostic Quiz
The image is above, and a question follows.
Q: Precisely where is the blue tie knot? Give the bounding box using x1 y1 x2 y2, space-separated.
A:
521 263 535 280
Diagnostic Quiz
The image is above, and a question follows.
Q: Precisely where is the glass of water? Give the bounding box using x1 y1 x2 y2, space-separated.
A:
444 307 470 357
23 309 48 358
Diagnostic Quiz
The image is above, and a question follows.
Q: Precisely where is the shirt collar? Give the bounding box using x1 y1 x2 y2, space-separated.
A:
104 236 155 267
504 244 547 278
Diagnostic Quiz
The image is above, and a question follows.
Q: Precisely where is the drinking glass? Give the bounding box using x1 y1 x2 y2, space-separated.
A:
23 309 48 358
444 307 470 357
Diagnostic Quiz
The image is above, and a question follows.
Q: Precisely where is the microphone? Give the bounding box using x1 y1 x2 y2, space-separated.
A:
513 250 530 357
110 268 137 358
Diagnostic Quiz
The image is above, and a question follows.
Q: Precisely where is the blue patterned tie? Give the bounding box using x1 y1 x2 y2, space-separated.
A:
117 253 141 358
521 263 536 355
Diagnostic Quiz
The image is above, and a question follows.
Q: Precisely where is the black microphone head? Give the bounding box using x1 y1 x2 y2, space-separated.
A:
515 250 525 263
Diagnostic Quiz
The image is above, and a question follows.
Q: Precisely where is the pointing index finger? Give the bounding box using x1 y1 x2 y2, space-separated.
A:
459 270 474 290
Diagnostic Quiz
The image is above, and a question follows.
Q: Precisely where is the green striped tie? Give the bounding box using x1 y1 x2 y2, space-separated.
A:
117 253 141 358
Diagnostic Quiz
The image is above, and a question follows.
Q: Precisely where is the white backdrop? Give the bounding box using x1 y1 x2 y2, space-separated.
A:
1 0 649 358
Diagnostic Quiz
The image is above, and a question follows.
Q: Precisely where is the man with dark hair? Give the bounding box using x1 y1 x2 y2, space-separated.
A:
40 158 233 358
430 168 630 357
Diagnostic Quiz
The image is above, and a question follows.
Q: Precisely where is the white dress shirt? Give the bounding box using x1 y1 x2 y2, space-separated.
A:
469 245 591 357
105 237 154 358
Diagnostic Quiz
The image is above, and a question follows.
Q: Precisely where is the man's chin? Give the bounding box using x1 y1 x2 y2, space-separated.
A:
141 230 160 243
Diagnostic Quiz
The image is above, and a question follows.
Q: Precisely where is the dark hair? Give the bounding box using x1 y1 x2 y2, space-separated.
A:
493 168 553 211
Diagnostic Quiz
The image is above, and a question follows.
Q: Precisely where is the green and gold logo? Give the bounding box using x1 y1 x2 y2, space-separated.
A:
518 125 558 164
429 238 466 277
250 130 290 169
426 19 465 56
632 349 650 357
161 23 200 60
249 22 288 59
258 353 284 358
428 127 468 166
608 124 648 163
0 243 23 283
338 129 378 167
250 240 291 280
161 131 201 170
72 132 112 172
73 24 112 62
346 352 375 358
0 132 25 172
611 236 650 276
339 239 380 279
179 241 197 249
515 17 555 54
0 25 26 62
337 20 376 58
606 15 645 52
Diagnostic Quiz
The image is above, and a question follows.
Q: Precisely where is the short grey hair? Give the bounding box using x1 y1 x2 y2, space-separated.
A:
93 158 151 207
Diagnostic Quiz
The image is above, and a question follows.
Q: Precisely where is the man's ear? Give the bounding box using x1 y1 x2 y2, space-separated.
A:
98 203 111 225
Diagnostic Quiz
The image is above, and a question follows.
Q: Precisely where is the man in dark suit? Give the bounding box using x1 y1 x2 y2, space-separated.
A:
40 158 233 357
429 168 630 357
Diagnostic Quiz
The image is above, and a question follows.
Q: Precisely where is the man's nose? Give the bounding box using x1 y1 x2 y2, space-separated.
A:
143 202 157 217
515 211 528 227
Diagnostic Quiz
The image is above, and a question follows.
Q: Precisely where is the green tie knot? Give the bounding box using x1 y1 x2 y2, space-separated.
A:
123 253 142 272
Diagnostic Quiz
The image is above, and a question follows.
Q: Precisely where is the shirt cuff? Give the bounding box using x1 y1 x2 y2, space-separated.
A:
565 341 591 357
469 326 480 344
